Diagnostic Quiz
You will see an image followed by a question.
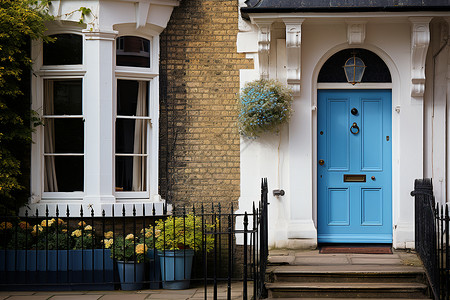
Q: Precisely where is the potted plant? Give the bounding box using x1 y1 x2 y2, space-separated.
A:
238 79 293 137
155 215 215 289
110 233 148 290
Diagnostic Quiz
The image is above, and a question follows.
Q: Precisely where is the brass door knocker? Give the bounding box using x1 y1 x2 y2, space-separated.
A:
350 122 359 134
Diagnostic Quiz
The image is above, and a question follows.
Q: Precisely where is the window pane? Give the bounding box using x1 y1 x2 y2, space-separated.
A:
115 156 147 192
44 79 82 115
116 119 148 154
44 156 83 192
43 34 82 65
117 80 149 116
116 36 150 68
44 119 84 154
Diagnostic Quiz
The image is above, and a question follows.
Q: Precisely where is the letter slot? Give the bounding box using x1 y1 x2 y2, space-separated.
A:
343 174 366 182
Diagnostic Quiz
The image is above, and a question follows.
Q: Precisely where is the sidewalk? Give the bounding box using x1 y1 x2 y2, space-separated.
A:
0 282 251 300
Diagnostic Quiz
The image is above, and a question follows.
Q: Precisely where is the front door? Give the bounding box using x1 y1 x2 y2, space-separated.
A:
317 89 392 243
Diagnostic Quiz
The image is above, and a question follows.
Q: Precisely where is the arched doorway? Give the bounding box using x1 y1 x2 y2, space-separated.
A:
316 49 393 243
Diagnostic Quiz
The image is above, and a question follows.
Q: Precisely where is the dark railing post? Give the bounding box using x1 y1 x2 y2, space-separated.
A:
411 178 439 299
243 212 248 300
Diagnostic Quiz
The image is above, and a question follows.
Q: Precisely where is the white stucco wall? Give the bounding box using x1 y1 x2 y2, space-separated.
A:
238 12 450 249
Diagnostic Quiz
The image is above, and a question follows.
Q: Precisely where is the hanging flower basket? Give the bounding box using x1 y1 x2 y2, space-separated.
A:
238 79 293 137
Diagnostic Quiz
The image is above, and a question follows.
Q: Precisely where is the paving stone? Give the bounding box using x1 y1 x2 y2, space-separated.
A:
51 295 101 300
6 296 50 300
99 294 147 300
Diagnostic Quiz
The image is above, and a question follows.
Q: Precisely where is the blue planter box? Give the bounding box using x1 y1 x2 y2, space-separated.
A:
147 249 161 289
158 250 194 290
0 249 116 290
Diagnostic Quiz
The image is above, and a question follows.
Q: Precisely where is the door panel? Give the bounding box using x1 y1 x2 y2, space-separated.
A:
317 89 392 243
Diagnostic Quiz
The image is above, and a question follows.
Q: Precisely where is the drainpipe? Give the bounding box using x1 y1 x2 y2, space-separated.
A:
432 28 449 204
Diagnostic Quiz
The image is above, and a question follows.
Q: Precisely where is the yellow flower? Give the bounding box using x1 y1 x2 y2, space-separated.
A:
31 225 43 236
104 231 113 239
41 218 55 227
145 231 152 238
135 243 148 255
103 239 113 249
154 228 161 238
0 222 13 230
19 221 31 230
125 234 134 240
57 218 66 226
84 225 93 231
71 229 82 237
62 229 67 233
78 221 87 227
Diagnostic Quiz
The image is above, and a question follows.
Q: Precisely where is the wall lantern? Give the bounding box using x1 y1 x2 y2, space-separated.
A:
343 55 366 85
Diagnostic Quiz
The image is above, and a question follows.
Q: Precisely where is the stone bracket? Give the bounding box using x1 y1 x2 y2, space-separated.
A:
136 1 151 29
346 20 366 45
410 17 433 97
284 18 304 95
255 20 273 80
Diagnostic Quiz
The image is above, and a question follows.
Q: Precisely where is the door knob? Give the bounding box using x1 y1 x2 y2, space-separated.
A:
319 159 325 166
371 176 375 181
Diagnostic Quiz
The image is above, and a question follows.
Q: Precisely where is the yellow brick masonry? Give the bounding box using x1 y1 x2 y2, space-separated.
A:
159 0 253 208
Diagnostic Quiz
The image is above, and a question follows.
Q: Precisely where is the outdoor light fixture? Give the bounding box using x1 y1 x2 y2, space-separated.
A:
343 54 366 85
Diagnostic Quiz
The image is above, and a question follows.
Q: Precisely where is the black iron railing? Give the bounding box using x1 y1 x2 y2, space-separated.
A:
0 179 269 299
411 178 450 300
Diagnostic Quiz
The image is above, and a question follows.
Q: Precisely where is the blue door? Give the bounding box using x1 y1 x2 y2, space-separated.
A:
317 89 392 243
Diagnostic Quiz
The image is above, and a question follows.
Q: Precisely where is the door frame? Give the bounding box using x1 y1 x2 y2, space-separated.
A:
316 87 393 243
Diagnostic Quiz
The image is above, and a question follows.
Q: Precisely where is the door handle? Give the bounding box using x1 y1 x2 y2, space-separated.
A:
350 122 360 134
319 159 325 166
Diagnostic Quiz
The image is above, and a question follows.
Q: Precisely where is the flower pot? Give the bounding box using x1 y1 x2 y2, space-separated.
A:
147 249 160 289
116 261 145 290
158 249 194 290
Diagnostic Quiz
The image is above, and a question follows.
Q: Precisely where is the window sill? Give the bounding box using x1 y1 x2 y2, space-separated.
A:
20 199 166 217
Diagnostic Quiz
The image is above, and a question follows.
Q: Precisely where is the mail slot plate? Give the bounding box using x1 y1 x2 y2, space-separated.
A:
344 174 366 182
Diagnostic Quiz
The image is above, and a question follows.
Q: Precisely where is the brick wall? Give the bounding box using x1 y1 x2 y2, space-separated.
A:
159 0 253 208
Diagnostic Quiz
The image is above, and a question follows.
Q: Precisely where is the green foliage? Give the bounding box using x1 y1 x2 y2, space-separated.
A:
154 215 215 252
110 234 148 263
238 79 293 137
0 0 53 212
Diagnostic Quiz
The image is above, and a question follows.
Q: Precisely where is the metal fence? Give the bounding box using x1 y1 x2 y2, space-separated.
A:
0 179 269 299
411 178 450 300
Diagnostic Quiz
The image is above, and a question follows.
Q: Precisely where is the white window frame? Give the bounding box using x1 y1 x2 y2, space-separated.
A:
31 26 86 203
114 31 160 201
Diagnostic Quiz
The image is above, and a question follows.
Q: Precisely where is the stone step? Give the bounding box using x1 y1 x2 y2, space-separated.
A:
266 282 430 299
268 265 427 283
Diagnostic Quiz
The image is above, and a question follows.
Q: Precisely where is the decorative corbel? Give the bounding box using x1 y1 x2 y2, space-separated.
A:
136 1 151 29
410 17 433 97
255 20 273 80
284 18 304 95
346 21 366 45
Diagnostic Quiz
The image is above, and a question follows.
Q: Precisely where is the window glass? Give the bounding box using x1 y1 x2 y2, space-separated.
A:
43 34 82 65
318 48 391 83
43 79 84 192
116 36 150 68
115 80 149 192
45 157 84 192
